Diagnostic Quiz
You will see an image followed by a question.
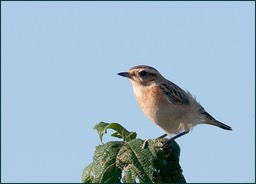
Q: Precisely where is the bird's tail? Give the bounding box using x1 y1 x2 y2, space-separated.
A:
205 119 232 131
200 107 232 131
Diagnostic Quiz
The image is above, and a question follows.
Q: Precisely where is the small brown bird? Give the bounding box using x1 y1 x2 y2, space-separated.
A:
118 65 232 139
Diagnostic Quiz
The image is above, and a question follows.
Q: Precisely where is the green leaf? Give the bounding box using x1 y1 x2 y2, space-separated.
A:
111 132 123 139
93 122 137 143
84 122 186 183
81 163 94 183
82 138 186 183
93 122 109 143
82 141 124 183
93 141 124 183
116 139 155 183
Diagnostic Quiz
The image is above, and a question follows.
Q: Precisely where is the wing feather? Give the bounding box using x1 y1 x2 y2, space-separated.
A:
159 82 189 105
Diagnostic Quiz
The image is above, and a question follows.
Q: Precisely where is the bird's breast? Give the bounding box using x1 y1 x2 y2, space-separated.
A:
133 85 194 134
133 85 170 122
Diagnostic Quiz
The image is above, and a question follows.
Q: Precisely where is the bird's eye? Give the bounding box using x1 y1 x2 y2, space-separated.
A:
139 71 148 77
139 70 148 77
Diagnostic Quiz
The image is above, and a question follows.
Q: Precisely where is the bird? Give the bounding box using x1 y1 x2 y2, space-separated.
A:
117 65 232 141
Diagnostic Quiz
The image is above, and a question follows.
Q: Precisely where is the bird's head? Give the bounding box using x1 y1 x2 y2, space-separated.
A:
118 65 163 87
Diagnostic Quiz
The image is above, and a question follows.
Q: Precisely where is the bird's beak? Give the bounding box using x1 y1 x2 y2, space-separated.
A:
117 72 132 78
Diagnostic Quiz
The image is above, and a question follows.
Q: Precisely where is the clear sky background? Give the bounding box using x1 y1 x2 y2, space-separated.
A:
1 1 255 183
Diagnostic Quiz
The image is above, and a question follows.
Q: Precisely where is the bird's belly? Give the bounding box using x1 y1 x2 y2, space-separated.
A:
139 98 195 135
137 98 181 134
152 106 186 135
134 85 196 135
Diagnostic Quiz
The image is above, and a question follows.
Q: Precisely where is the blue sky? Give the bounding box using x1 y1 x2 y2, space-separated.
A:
1 1 255 183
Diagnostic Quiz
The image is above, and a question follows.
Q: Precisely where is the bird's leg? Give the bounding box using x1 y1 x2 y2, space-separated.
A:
171 131 189 140
142 133 168 149
164 131 189 146
156 133 168 139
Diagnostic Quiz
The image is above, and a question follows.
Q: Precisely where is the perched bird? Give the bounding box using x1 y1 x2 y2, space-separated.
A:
118 65 232 140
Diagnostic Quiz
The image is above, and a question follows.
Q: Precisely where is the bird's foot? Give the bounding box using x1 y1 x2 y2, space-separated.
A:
163 131 189 147
141 139 149 149
142 133 168 149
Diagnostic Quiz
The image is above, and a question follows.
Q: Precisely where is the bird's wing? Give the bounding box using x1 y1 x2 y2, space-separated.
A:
159 82 189 105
